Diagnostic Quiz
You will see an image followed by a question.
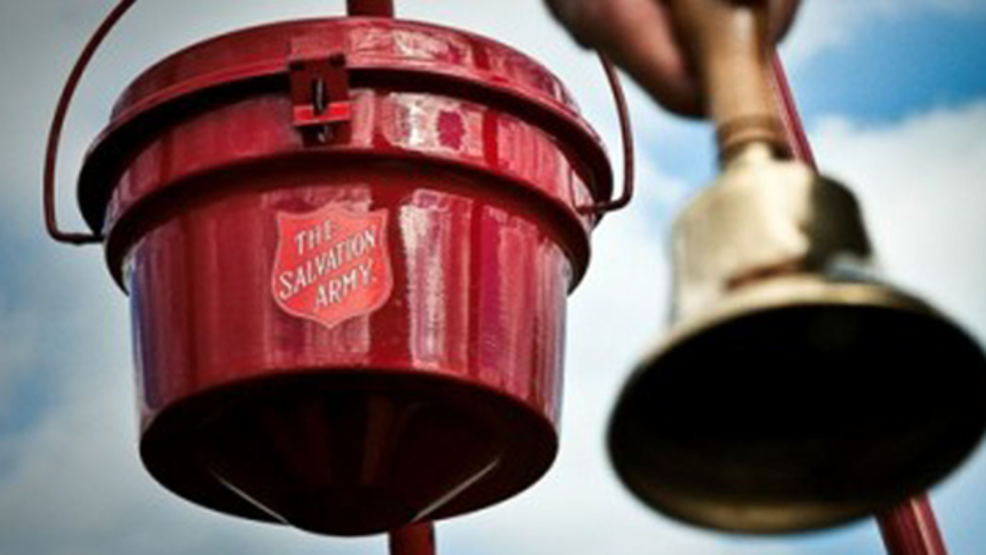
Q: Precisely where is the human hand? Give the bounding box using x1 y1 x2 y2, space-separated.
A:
545 0 801 116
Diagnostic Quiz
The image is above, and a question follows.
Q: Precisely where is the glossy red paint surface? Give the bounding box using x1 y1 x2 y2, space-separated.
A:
389 522 436 555
80 18 610 536
878 496 948 555
348 0 395 18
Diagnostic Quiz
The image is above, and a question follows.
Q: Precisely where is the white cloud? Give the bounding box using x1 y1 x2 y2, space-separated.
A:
0 293 43 418
811 99 986 337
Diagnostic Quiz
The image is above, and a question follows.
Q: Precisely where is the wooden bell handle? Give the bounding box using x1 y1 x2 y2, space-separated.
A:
671 0 787 160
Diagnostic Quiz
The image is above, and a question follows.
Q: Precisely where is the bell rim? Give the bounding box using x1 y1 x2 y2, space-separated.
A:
659 274 951 357
607 274 986 533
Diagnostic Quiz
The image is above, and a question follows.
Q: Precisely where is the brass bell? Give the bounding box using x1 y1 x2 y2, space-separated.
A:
608 142 986 533
607 0 986 534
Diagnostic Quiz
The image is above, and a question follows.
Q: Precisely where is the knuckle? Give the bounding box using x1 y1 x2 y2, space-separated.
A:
548 0 610 44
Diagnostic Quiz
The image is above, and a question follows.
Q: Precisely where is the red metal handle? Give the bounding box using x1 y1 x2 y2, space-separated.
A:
44 0 138 244
590 54 636 215
44 0 394 246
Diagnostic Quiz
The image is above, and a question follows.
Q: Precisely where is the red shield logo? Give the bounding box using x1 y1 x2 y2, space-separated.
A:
272 205 393 329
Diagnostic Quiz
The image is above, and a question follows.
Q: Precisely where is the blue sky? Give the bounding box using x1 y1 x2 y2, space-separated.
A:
791 8 986 125
1 1 986 554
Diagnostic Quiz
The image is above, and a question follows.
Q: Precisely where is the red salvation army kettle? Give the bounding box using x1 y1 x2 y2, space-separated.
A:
44 0 634 537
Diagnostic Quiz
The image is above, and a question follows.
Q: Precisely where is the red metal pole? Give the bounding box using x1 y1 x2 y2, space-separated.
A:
347 0 394 17
877 496 949 555
769 54 950 555
389 523 437 555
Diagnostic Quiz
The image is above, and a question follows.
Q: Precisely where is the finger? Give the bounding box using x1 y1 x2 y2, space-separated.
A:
547 0 705 115
544 0 801 117
662 0 803 116
767 0 801 42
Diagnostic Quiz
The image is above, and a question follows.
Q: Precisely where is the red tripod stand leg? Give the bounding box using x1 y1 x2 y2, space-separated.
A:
389 522 436 555
347 0 394 17
878 496 948 555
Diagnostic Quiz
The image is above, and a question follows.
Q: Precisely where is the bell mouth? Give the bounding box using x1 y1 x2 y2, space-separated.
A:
608 281 986 533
